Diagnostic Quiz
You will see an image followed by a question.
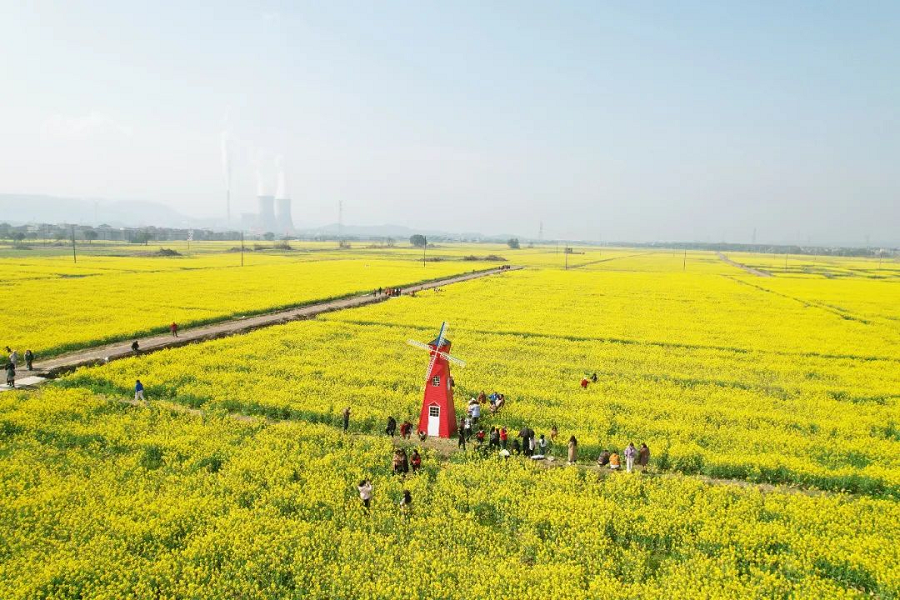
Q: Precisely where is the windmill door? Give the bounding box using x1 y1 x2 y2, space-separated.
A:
427 404 440 436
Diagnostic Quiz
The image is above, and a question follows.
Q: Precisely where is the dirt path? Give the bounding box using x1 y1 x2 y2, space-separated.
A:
717 252 773 277
3 266 521 387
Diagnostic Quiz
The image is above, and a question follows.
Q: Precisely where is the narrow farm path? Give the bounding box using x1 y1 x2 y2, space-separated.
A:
0 265 522 389
717 252 773 277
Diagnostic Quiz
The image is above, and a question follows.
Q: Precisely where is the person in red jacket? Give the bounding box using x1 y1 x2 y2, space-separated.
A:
170 322 178 337
410 449 422 473
580 376 589 389
499 427 508 449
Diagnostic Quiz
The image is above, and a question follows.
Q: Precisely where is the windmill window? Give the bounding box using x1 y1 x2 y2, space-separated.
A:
431 376 440 387
429 406 440 417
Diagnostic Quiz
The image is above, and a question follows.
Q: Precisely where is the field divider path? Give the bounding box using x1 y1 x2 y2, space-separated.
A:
108 394 838 499
717 252 773 277
4 265 522 387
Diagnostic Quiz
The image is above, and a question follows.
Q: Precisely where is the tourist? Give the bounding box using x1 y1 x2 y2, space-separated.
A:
400 420 413 439
537 434 548 456
550 425 558 442
528 435 536 456
170 322 178 337
357 480 373 510
580 377 589 389
399 490 412 517
567 435 578 465
24 349 34 370
5 362 15 388
385 416 397 436
625 442 637 473
476 428 486 446
458 428 467 451
341 407 351 432
597 449 611 467
470 401 481 424
511 439 521 455
392 449 408 475
8 348 18 368
418 430 427 442
638 443 650 471
478 390 487 404
499 426 508 449
410 449 422 473
134 379 145 402
489 427 500 449
131 340 140 354
609 451 621 470
591 372 598 383
463 417 472 440
518 426 530 456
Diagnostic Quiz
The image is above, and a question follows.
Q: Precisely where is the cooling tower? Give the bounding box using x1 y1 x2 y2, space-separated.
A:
257 195 277 232
275 198 294 233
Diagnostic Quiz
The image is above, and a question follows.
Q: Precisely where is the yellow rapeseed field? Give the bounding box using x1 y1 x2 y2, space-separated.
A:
2 246 899 598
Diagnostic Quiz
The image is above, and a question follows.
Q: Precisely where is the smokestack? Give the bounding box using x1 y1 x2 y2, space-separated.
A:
257 196 277 232
275 198 294 233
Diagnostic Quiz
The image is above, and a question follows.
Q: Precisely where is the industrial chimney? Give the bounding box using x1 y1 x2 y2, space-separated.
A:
257 195 277 233
275 198 294 233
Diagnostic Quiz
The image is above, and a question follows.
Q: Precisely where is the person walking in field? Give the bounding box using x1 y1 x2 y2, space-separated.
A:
489 427 500 449
357 480 373 510
8 348 19 368
458 427 467 451
341 407 351 432
567 435 578 465
134 379 145 402
385 416 397 436
399 419 413 439
499 426 508 449
625 442 637 473
410 449 422 473
580 377 589 389
550 425 558 442
170 322 178 337
399 490 412 518
637 443 650 471
537 434 548 456
5 362 15 388
24 349 34 371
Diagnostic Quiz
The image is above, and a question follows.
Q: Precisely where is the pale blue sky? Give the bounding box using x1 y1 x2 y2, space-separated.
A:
2 1 898 243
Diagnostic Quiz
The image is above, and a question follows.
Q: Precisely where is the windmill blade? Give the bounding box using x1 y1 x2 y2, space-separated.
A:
406 339 432 352
442 353 466 367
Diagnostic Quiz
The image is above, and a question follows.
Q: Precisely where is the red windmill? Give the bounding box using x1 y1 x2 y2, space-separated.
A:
407 322 466 438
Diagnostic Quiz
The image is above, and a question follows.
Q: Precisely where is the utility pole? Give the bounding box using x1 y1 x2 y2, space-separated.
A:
240 231 244 267
423 236 427 268
538 221 543 242
683 249 686 271
71 225 77 264
565 247 568 270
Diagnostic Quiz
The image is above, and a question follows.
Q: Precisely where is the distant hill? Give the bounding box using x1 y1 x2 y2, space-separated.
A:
0 194 198 228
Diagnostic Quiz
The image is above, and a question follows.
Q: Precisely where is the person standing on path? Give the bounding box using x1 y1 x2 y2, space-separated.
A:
357 480 373 510
341 407 351 432
134 379 145 403
458 427 467 451
131 340 140 354
637 443 650 472
8 348 19 368
625 442 637 473
567 435 578 465
170 322 178 337
5 362 15 388
24 349 34 371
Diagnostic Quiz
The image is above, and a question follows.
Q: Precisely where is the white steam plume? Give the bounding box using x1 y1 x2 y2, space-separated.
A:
275 154 287 199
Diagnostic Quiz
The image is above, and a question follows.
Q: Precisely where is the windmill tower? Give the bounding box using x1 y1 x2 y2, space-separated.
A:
407 322 466 438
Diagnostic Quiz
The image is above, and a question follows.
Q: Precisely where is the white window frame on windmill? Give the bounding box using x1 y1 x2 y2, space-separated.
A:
431 375 440 387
